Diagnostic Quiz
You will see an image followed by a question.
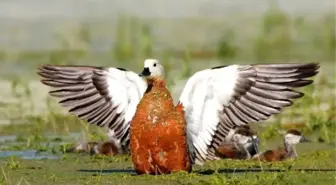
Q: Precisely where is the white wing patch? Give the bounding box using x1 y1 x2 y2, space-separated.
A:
179 65 239 164
38 65 147 148
179 63 318 165
105 68 147 124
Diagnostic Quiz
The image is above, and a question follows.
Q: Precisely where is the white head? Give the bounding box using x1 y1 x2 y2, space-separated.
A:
251 135 260 145
139 59 164 78
284 129 310 145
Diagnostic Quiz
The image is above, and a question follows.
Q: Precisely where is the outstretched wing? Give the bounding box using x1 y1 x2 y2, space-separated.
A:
178 63 319 165
38 64 147 147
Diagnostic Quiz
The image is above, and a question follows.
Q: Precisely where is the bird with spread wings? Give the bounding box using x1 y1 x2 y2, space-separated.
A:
37 59 319 167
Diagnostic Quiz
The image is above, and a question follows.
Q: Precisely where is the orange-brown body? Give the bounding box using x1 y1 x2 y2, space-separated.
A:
99 142 119 156
215 144 247 159
256 148 287 162
130 78 191 175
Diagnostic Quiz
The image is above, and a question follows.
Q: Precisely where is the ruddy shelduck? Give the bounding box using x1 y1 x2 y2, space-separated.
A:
38 59 318 174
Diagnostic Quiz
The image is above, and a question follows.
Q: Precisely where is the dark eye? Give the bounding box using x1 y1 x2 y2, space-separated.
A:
153 63 156 67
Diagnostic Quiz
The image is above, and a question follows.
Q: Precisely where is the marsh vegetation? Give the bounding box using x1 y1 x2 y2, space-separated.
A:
0 4 335 185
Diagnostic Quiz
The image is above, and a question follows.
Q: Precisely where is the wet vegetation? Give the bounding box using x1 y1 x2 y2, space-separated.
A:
0 4 335 185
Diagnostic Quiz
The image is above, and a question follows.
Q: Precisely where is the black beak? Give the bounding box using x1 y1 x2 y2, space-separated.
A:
139 67 151 77
300 136 311 143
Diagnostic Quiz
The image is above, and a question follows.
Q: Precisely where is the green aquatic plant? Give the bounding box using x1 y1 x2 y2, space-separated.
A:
6 156 20 170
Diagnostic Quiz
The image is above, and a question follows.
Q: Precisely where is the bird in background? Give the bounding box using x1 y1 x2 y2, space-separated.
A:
37 59 318 175
215 125 259 160
65 130 127 156
252 129 311 162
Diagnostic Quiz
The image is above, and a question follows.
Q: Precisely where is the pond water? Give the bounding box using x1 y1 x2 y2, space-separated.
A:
0 150 59 160
0 133 83 160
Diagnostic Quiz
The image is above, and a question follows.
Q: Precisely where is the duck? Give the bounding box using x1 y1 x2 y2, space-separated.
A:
65 141 97 153
215 125 259 160
225 125 260 157
66 139 126 156
88 141 122 156
37 59 318 175
252 129 311 162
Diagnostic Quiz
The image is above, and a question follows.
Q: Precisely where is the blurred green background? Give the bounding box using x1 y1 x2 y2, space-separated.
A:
0 0 334 130
0 1 335 184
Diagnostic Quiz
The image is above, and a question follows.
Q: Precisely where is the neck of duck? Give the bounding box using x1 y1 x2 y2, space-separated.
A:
146 77 166 88
284 139 297 158
243 146 252 159
247 143 258 157
233 142 251 159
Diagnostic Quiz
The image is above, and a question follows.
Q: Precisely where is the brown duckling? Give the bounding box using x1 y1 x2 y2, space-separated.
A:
252 129 310 162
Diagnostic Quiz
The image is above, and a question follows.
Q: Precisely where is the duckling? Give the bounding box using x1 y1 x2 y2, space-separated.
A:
66 138 127 156
66 128 130 156
89 141 120 156
252 129 310 162
65 141 98 153
215 125 260 160
230 125 260 159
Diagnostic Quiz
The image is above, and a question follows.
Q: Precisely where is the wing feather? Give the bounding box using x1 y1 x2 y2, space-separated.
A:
37 64 147 148
179 63 319 165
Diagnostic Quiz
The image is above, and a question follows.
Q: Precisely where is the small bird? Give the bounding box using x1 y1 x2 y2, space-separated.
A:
65 142 98 153
66 139 126 156
65 141 98 153
215 125 259 160
65 129 127 156
252 129 311 162
38 59 318 175
90 141 120 156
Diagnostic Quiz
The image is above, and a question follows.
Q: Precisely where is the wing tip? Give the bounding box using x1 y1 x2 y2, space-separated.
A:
308 62 320 68
302 62 320 76
37 64 62 80
40 79 52 86
37 63 58 72
253 62 320 70
211 65 229 70
36 64 48 76
295 91 305 99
